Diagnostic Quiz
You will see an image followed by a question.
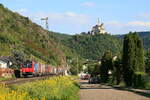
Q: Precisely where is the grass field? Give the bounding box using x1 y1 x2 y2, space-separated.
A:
0 76 80 100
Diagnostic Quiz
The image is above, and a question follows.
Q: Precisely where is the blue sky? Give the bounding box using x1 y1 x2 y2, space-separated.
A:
1 0 150 34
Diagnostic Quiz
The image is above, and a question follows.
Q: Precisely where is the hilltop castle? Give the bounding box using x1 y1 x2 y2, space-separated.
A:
91 18 106 35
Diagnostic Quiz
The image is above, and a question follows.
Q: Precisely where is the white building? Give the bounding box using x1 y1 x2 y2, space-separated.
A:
0 60 7 68
91 18 106 35
0 57 12 68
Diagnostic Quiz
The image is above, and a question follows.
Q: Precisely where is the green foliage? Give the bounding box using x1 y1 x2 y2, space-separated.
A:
100 51 113 83
87 65 95 75
116 31 150 50
11 76 79 100
138 32 150 49
122 32 145 86
10 50 27 69
0 76 13 81
0 43 11 56
145 49 150 75
82 60 101 76
133 72 146 88
67 57 83 75
143 75 150 89
61 34 121 60
113 58 123 85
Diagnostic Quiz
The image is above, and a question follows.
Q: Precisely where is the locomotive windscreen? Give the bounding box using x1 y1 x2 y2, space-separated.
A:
23 63 32 68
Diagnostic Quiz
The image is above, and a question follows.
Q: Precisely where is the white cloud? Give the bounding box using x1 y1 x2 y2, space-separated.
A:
106 21 124 27
105 21 125 34
127 21 150 27
106 20 150 28
81 2 95 7
33 12 90 25
14 9 91 34
105 20 150 34
137 13 150 20
14 8 90 25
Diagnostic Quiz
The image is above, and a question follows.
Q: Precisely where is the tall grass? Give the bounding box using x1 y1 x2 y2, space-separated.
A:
0 76 79 100
0 84 31 100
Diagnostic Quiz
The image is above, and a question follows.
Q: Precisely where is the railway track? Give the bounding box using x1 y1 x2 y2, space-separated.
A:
0 75 55 86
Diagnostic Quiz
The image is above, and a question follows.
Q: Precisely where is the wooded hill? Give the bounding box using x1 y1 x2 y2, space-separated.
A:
54 31 150 60
138 32 150 49
117 32 150 49
59 34 122 60
0 4 79 66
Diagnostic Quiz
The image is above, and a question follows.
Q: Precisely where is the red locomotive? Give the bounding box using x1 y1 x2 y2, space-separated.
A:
21 61 64 77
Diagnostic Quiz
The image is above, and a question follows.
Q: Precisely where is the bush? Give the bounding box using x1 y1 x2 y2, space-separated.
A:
133 72 145 88
143 75 150 89
132 74 150 89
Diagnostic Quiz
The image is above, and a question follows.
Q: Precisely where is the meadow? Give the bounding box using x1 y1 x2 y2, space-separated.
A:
0 76 80 100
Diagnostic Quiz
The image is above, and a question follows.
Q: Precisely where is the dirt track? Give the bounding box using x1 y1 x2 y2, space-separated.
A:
80 80 150 100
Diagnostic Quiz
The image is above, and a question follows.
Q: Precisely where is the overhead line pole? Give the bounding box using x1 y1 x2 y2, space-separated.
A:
41 17 49 31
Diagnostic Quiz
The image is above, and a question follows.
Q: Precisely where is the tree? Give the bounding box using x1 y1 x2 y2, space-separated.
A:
87 63 100 77
145 49 150 75
0 4 4 8
11 50 27 69
68 57 83 75
122 32 145 86
113 58 123 85
100 51 113 83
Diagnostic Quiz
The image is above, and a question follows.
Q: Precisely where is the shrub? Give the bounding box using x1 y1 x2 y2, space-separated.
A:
143 75 150 89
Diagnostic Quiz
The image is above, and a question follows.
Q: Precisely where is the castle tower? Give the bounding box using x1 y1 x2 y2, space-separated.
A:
91 18 106 35
97 18 100 25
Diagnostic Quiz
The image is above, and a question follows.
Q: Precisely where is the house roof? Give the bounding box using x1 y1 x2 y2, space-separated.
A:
0 57 11 64
0 60 6 64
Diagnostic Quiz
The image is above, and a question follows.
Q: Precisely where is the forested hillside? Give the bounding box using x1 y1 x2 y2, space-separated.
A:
60 34 122 60
116 32 150 49
0 4 79 66
138 32 150 49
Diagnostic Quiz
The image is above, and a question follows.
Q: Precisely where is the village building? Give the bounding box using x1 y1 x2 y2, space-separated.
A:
0 60 7 68
0 57 12 68
0 57 13 77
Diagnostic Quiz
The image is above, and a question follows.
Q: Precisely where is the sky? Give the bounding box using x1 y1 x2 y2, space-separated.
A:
0 0 150 35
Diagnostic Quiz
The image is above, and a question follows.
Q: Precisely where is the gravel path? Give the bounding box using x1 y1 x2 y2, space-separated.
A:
80 80 150 100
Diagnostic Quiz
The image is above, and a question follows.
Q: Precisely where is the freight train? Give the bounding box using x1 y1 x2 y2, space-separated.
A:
20 61 64 77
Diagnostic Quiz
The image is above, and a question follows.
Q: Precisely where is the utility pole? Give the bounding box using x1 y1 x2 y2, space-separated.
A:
41 17 49 30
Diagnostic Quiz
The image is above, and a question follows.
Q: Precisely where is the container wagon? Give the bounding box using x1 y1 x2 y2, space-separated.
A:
21 61 55 77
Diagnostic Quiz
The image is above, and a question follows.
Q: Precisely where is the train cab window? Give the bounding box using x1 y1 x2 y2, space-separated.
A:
28 63 32 68
23 63 32 68
23 64 28 68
